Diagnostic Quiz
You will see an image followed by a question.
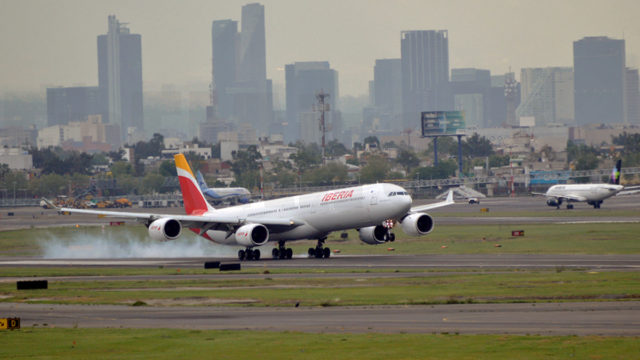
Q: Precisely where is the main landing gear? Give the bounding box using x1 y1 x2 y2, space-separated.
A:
308 238 331 259
272 241 293 260
238 248 261 261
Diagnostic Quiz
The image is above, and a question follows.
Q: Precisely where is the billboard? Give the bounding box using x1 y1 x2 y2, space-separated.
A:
421 111 465 136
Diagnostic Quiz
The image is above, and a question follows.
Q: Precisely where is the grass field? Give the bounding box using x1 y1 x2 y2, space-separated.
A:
1 221 640 257
1 270 638 306
1 328 638 360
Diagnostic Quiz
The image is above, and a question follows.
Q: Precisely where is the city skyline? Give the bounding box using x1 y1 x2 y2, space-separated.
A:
1 0 639 97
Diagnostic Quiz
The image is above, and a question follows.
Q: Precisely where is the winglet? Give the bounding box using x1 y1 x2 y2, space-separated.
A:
174 154 215 214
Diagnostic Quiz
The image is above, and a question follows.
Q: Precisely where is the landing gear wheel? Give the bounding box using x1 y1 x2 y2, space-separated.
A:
567 204 574 210
238 249 246 261
253 249 260 260
286 248 293 259
389 233 396 242
272 248 279 259
308 247 315 258
323 247 331 258
315 246 323 258
246 249 254 260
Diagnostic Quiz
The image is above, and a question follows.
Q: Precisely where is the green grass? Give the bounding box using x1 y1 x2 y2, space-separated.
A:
2 271 637 306
0 328 637 360
1 221 640 257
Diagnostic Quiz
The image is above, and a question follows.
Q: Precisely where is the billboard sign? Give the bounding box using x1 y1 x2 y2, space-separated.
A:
421 111 465 136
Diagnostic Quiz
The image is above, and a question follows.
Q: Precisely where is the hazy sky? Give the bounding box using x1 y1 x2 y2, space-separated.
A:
1 0 638 97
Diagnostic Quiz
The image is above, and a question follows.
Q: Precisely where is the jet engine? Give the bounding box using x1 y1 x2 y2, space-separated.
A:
358 225 389 245
148 218 182 241
400 213 434 236
546 198 562 207
235 223 269 247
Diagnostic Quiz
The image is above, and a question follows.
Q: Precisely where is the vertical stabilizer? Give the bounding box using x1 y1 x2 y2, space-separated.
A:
196 170 209 189
610 159 621 185
174 154 215 214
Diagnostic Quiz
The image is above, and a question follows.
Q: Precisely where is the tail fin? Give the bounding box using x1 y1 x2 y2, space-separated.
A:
610 159 621 185
174 154 215 214
196 170 209 190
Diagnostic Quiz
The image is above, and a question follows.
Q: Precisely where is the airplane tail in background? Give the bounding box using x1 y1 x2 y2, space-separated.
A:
174 154 215 214
610 159 621 185
196 170 208 189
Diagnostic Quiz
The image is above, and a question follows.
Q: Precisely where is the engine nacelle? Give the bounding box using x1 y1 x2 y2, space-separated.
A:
358 225 388 245
148 218 182 241
400 213 434 236
546 198 562 207
235 223 269 247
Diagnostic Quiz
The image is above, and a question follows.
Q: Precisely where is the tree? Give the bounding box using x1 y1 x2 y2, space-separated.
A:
289 142 321 172
230 146 262 189
359 155 390 183
396 149 420 173
411 160 457 180
363 136 380 150
302 162 348 186
463 133 494 158
325 139 349 158
158 160 177 177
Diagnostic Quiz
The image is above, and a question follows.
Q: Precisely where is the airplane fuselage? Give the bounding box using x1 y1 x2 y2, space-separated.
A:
546 184 624 202
197 183 411 245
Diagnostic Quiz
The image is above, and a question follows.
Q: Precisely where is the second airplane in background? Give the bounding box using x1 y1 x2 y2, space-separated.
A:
54 154 454 261
196 170 251 205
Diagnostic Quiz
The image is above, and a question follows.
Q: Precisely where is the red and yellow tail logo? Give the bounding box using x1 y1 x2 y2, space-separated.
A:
174 154 213 215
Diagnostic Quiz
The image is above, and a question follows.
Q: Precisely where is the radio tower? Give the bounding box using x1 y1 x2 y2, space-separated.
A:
314 91 330 165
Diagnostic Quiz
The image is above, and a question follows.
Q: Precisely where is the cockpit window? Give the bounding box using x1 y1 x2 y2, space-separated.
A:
389 191 409 196
388 192 396 196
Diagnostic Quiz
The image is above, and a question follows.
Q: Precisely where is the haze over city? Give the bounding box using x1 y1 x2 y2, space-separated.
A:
1 0 638 96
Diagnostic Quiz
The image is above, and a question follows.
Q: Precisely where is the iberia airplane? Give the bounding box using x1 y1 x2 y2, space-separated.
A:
51 154 454 261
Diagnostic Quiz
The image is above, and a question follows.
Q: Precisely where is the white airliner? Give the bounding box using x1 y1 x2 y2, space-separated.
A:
534 160 637 209
51 154 454 261
196 170 251 205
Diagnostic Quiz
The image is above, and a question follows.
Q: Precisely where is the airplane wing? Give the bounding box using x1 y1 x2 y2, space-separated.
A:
557 194 588 202
54 205 303 228
410 190 454 213
530 191 547 196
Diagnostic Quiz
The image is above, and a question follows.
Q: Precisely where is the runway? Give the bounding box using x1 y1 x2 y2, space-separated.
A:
2 254 640 271
1 301 638 335
1 193 639 230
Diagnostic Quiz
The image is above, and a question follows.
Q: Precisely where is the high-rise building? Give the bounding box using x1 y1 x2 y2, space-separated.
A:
46 87 103 127
211 19 238 120
285 61 339 144
401 30 452 130
516 67 574 126
625 68 640 125
372 59 402 131
573 36 625 125
211 3 273 135
97 15 143 144
451 68 491 129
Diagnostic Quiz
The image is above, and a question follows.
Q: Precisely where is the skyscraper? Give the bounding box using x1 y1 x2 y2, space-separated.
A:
517 67 574 126
625 68 639 125
211 19 238 120
372 59 402 131
285 62 339 144
401 30 452 130
46 86 103 126
451 68 491 129
573 36 625 126
211 3 273 135
97 15 143 144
